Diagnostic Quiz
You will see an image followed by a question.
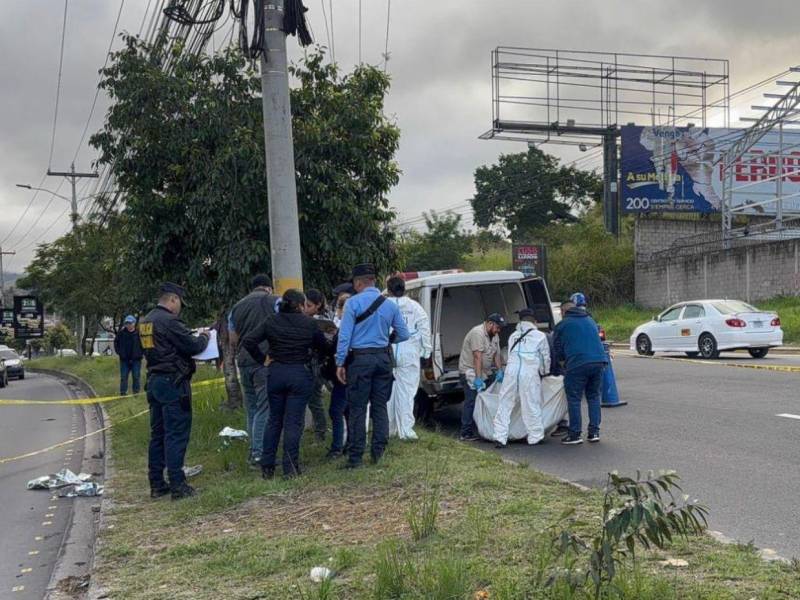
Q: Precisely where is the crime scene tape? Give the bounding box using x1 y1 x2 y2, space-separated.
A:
0 377 227 464
0 376 225 406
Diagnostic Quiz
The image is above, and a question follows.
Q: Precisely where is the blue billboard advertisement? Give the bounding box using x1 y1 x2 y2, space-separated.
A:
620 124 800 214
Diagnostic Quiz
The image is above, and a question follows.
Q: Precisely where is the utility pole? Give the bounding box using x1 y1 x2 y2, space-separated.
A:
0 248 16 307
46 163 98 228
46 164 97 354
261 0 304 294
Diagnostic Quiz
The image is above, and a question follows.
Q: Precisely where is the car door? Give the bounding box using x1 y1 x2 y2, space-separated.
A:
675 304 705 350
648 305 685 350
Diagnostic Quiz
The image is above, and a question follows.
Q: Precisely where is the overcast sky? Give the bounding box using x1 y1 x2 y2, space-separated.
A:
1 0 799 271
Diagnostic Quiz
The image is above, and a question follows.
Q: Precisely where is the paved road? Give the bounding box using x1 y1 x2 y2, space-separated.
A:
435 354 800 559
0 372 85 600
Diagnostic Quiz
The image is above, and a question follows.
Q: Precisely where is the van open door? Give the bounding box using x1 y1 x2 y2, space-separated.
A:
522 277 555 331
431 285 444 380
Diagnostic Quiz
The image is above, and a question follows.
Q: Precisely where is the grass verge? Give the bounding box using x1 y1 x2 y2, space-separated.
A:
595 297 800 345
30 356 800 599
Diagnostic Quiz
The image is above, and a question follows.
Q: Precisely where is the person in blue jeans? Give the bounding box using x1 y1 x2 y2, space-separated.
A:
552 299 608 445
241 289 330 479
114 315 143 395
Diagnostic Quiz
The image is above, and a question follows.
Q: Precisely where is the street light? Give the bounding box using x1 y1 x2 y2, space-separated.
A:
15 183 71 202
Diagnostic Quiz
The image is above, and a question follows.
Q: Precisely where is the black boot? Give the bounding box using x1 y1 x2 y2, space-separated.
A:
150 483 170 499
261 465 275 480
170 482 196 500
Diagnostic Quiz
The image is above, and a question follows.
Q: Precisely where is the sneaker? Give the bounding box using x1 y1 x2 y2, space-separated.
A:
325 449 343 460
587 433 600 443
459 434 479 442
170 482 196 500
561 434 583 445
494 441 507 449
150 484 170 499
550 425 569 437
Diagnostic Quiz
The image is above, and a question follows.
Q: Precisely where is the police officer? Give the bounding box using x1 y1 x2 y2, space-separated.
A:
335 264 410 469
139 282 210 500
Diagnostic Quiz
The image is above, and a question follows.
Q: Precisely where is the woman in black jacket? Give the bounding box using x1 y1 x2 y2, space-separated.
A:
241 289 329 479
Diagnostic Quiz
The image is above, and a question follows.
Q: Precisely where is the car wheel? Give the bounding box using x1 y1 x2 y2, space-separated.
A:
0 374 6 388
635 334 654 356
685 352 699 358
19 371 24 380
698 333 719 359
748 348 769 359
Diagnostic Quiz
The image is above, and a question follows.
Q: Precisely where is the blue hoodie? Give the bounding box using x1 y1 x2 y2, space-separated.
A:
552 308 607 372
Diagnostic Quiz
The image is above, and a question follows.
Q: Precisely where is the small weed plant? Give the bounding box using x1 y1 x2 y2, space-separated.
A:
406 460 446 541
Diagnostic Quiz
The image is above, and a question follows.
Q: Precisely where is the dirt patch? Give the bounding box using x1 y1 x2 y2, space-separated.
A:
193 483 466 545
55 574 91 598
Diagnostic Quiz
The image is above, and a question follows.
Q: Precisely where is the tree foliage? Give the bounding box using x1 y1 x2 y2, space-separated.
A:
399 211 472 271
471 147 602 241
90 38 400 319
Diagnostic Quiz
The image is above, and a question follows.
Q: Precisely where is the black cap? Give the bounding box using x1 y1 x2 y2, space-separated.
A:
516 308 536 319
250 274 272 290
351 263 377 279
159 282 189 305
486 313 506 326
333 282 356 297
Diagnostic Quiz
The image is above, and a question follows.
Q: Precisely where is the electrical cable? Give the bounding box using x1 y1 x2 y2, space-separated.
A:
328 0 335 62
319 0 331 55
138 0 154 35
48 0 69 171
382 0 391 72
72 0 126 165
0 174 49 246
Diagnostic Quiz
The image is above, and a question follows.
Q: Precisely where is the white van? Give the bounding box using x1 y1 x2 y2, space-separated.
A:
404 270 555 409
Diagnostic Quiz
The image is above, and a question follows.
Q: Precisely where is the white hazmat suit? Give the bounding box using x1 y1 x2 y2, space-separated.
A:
387 295 432 440
492 321 551 445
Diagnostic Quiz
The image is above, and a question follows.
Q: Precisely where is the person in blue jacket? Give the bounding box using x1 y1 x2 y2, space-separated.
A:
552 297 608 445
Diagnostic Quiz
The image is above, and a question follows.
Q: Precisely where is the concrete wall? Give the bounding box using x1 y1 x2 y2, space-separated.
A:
636 239 800 308
634 217 720 255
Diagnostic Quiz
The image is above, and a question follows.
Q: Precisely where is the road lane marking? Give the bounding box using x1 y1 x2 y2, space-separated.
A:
12 586 24 592
41 521 52 526
777 413 800 420
45 513 54 518
28 550 39 556
34 536 43 541
48 505 56 510
19 568 31 574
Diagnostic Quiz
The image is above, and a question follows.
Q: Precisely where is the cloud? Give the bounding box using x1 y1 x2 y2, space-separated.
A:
1 0 799 270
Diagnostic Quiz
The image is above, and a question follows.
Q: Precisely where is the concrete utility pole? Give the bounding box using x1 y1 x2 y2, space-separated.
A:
46 163 98 228
0 248 16 307
261 0 304 294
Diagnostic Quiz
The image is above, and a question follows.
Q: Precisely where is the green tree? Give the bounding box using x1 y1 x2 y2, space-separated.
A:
90 38 400 319
399 211 472 271
471 147 602 241
18 213 134 354
43 323 74 354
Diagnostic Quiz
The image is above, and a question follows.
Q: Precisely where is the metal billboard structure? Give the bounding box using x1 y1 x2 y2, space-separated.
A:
480 47 730 235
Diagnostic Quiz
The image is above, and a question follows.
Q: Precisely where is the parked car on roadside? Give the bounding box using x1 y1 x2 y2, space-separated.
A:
0 349 24 379
630 299 783 359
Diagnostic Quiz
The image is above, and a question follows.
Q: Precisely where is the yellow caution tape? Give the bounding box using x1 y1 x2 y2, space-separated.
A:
0 376 225 406
0 376 227 464
632 354 800 373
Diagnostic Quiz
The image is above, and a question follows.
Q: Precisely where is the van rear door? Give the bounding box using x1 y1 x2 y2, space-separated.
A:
522 277 555 330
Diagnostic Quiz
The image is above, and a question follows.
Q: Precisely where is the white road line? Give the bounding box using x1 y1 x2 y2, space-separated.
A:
776 413 800 420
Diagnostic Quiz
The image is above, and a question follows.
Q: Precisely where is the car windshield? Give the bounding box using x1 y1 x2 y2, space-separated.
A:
0 350 18 359
711 301 759 315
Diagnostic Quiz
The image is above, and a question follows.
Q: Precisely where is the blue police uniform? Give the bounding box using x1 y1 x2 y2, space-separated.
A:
336 266 409 467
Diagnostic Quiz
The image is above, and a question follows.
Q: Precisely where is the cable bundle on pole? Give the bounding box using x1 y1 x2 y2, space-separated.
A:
284 0 312 47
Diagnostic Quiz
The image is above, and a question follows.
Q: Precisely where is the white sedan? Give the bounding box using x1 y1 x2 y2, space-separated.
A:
630 299 783 359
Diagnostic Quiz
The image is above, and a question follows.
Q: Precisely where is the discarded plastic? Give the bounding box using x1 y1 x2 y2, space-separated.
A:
218 427 248 439
27 468 87 490
183 464 203 478
60 482 104 498
309 567 334 583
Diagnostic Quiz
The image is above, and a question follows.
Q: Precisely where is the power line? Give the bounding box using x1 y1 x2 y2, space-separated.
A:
328 0 335 62
72 0 126 165
48 0 69 170
382 0 391 72
138 0 154 35
319 0 331 56
0 173 49 246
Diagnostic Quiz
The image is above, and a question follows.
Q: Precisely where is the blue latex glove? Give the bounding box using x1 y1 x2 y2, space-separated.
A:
495 368 505 384
473 376 486 392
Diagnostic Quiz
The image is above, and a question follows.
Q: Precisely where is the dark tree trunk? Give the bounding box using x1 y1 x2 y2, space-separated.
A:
217 308 242 410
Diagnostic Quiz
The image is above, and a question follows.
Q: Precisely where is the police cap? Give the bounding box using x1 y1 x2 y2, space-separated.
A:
159 282 189 305
351 263 377 279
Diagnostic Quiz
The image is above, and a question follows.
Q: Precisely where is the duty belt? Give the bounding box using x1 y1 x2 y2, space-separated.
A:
351 347 391 356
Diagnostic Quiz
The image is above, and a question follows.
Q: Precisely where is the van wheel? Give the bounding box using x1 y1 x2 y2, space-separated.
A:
636 334 654 356
748 348 769 359
413 389 435 427
698 334 719 359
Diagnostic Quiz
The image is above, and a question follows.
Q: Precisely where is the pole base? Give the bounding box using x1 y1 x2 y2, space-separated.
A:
601 401 628 407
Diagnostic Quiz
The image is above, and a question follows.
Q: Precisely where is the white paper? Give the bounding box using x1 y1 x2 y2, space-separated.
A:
192 329 219 361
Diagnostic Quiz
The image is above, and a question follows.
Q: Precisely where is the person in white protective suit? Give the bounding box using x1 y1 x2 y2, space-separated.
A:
385 276 432 440
492 308 551 447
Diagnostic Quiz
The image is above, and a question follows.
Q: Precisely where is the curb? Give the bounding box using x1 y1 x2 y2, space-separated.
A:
28 369 110 600
609 341 800 355
488 449 790 565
